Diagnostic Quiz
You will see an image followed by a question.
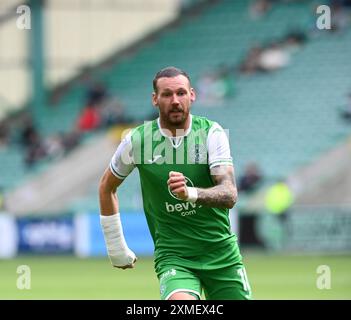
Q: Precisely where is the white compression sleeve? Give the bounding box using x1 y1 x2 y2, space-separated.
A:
100 213 136 267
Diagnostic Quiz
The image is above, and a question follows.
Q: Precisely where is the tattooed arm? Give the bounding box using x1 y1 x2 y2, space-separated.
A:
197 166 237 208
167 166 238 209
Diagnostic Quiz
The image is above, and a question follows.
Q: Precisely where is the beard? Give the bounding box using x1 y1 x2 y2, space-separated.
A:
167 108 189 126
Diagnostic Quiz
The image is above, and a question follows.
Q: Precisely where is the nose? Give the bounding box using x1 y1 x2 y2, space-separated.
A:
171 93 180 105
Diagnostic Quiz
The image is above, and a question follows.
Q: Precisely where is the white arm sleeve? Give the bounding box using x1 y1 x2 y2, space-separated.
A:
109 131 135 179
207 122 233 169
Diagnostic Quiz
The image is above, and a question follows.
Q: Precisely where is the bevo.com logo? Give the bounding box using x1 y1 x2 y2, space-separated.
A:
165 201 199 216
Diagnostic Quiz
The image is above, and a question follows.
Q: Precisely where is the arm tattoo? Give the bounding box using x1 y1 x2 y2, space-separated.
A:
196 167 237 209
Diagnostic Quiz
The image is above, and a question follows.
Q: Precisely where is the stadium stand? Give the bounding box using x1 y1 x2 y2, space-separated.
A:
63 0 351 213
1 0 351 216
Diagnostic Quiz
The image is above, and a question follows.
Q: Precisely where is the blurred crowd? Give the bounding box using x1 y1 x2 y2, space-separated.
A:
1 0 350 174
76 82 132 132
0 81 134 170
195 0 350 106
239 31 307 76
18 116 81 168
194 29 307 106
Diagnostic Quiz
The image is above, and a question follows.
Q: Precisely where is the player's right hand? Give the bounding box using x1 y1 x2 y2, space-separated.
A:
109 248 137 270
115 256 137 270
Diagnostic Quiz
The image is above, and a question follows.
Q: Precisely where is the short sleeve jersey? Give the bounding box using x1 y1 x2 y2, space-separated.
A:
110 115 241 271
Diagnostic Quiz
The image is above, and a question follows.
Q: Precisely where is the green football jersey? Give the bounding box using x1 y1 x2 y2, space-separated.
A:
110 115 242 273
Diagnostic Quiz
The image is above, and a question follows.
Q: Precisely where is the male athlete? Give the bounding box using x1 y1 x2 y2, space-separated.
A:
99 66 252 300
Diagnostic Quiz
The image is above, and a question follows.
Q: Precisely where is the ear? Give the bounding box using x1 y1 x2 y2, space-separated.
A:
190 88 196 103
152 92 158 107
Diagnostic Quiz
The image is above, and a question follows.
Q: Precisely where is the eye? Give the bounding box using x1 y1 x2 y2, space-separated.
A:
178 91 186 96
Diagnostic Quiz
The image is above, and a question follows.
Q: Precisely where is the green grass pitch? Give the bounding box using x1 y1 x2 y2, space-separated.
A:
0 253 350 299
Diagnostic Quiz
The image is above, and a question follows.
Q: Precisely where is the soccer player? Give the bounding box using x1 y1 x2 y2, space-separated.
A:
99 66 252 300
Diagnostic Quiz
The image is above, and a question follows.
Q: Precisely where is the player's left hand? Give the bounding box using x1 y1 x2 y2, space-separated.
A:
167 171 188 201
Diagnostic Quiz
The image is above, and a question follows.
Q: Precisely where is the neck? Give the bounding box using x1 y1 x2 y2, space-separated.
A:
159 115 191 137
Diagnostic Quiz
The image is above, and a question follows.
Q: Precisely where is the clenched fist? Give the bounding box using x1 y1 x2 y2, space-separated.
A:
167 171 188 201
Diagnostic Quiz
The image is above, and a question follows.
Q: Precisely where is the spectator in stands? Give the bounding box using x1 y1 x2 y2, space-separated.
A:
99 96 133 127
44 134 65 160
249 0 272 20
340 92 351 121
62 128 82 153
239 30 308 76
258 42 291 72
281 31 308 53
86 81 108 106
264 179 294 248
0 121 9 147
238 162 263 193
239 46 264 75
79 80 134 130
20 117 38 148
77 104 101 132
24 129 47 168
330 1 350 32
20 116 47 168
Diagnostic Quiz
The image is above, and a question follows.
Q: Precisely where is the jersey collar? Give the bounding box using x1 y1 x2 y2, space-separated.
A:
157 114 192 149
157 114 193 138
